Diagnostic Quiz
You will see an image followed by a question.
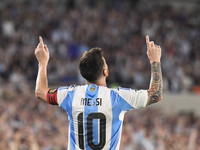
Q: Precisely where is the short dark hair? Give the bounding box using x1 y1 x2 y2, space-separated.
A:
79 48 104 82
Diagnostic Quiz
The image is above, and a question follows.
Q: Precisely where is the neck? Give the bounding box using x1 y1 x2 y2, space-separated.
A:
85 77 107 87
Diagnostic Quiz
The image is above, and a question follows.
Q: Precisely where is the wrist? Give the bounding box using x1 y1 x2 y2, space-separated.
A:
38 62 48 67
150 60 160 64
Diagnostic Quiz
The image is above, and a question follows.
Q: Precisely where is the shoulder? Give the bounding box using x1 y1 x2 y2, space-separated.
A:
57 84 88 106
110 87 131 93
110 87 147 99
58 84 87 91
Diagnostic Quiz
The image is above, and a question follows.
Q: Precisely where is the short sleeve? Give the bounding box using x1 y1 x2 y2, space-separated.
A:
57 85 77 106
46 86 76 106
113 87 148 110
56 86 70 106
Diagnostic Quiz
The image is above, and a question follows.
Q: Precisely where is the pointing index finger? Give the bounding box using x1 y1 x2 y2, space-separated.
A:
39 36 44 45
146 35 150 48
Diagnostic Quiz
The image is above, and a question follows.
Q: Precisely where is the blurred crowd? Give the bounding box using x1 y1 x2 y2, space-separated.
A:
0 0 200 149
0 0 200 93
0 91 69 150
121 107 200 150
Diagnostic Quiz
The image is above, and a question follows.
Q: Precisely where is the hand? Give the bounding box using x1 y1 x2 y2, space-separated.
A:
35 36 49 65
146 35 161 64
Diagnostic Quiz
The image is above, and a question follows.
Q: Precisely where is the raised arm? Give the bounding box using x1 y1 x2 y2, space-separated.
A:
35 36 50 102
146 35 163 106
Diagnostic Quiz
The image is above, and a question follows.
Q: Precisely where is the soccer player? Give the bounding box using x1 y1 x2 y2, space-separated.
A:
35 35 163 150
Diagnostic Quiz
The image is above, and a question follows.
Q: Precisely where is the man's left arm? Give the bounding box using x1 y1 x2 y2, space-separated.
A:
146 62 163 105
145 36 163 106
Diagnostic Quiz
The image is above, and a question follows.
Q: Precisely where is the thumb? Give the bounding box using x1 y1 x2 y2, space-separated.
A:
44 45 49 52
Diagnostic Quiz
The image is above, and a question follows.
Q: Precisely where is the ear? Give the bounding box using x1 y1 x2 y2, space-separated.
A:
103 68 108 77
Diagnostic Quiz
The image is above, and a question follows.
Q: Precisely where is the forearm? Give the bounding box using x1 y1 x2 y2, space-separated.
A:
147 62 163 105
35 63 49 101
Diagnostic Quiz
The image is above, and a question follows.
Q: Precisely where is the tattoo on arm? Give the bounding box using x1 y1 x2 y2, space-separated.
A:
147 62 163 106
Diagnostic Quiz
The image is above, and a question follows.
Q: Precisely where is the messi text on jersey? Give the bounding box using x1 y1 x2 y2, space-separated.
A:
80 98 102 106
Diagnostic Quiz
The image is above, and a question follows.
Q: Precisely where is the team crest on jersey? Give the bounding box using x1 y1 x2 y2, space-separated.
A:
90 86 95 91
48 88 57 93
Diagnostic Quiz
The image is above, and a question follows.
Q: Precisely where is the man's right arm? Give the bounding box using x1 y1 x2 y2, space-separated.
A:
35 36 51 102
145 35 163 106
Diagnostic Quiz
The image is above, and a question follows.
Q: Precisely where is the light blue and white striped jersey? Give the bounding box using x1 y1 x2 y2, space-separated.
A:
56 84 148 150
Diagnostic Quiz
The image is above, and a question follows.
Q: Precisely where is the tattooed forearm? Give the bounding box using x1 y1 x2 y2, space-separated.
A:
147 62 163 106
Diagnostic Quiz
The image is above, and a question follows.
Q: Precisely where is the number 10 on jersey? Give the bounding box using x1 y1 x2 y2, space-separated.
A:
77 112 106 149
